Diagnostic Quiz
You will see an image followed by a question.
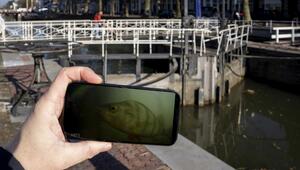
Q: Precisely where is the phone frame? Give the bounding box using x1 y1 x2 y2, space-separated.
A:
61 82 180 146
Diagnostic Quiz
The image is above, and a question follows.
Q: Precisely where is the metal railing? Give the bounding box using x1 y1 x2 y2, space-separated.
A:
0 19 251 58
272 26 300 44
2 20 92 42
217 24 251 55
0 19 220 42
71 27 212 58
233 20 300 33
251 20 299 28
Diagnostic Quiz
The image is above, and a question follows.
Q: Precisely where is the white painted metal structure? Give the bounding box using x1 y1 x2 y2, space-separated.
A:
0 19 217 42
272 27 300 43
0 19 250 58
217 24 251 55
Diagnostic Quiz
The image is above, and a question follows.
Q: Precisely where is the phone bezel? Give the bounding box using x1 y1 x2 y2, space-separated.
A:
61 82 180 146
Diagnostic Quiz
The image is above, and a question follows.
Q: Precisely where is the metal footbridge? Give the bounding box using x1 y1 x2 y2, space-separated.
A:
0 19 249 56
0 19 251 82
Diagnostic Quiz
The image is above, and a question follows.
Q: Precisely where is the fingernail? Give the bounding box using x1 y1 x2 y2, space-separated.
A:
97 74 103 82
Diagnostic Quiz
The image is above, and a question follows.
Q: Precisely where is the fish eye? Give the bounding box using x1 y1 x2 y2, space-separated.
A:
111 106 117 111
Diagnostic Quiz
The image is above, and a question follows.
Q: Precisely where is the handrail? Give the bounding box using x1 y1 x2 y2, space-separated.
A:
0 19 252 59
217 25 251 55
71 27 211 57
0 19 218 42
3 19 219 30
272 26 300 43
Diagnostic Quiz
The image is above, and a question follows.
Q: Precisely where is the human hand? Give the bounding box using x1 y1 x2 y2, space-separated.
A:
6 67 112 170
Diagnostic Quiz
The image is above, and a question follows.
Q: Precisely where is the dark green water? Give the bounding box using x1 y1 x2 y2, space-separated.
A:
180 79 300 169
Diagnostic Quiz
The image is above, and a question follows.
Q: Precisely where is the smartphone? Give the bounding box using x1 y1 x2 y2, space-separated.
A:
61 83 180 146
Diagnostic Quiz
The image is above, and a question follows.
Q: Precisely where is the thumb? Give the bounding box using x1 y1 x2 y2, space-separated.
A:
60 141 112 169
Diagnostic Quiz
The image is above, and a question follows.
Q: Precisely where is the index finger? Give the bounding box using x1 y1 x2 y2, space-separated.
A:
46 67 102 102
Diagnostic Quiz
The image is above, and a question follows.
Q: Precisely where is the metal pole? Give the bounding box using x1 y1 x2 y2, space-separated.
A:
184 0 188 55
184 0 188 19
181 0 188 106
103 44 107 82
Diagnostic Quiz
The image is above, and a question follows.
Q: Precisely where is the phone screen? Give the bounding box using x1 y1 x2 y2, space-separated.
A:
62 83 180 145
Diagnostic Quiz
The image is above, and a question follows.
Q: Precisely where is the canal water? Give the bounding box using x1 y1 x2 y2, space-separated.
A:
180 79 300 169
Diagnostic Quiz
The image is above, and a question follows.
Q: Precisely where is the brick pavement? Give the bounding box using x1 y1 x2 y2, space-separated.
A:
70 144 170 170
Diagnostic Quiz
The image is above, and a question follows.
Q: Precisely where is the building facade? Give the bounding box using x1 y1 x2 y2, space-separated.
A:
100 0 299 20
251 0 300 20
2 0 299 20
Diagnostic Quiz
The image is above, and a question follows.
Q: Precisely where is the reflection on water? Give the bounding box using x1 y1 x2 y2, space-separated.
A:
180 79 300 169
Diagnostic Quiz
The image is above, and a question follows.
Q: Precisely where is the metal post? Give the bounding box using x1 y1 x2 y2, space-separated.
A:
103 44 107 83
68 43 73 59
136 30 141 80
193 31 196 54
133 30 136 54
149 30 152 54
67 22 73 58
184 0 188 55
181 0 188 106
270 20 273 33
292 28 295 45
218 30 227 102
102 29 105 57
276 29 279 43
169 29 174 82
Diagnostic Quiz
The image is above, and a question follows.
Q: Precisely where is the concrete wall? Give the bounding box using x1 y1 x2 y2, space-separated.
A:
106 73 201 106
105 55 245 106
219 59 245 95
246 58 300 88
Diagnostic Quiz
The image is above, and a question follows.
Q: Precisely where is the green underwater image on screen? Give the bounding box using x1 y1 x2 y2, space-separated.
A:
64 84 176 145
